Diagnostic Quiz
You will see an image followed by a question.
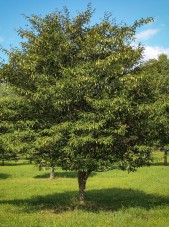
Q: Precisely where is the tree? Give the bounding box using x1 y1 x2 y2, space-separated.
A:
1 6 154 203
0 83 37 165
0 85 21 165
32 130 66 179
141 54 169 166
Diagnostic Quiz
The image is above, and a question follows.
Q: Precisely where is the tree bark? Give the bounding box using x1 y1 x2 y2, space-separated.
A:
164 150 168 166
1 158 4 166
50 165 55 179
1 150 5 166
38 163 42 171
78 171 91 205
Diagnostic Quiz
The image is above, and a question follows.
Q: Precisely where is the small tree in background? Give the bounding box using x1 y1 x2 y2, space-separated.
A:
0 85 20 165
141 54 169 166
1 5 155 203
0 84 36 165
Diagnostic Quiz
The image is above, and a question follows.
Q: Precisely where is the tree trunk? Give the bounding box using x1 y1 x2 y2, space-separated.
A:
1 150 5 166
2 158 4 166
164 150 168 166
50 165 55 179
78 171 91 205
38 163 42 171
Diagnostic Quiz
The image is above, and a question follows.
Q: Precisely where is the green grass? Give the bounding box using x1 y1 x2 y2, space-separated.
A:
0 153 169 227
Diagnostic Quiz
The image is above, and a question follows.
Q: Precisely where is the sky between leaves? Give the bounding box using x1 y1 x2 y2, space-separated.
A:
0 0 169 62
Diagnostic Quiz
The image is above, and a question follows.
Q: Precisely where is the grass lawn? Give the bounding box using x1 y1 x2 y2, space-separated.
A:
0 152 169 227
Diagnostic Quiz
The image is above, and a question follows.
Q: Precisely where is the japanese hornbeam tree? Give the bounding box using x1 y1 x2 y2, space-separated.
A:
1 5 155 203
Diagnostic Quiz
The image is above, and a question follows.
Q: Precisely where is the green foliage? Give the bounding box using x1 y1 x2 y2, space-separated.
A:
0 85 20 164
0 84 37 165
141 54 169 149
1 6 154 172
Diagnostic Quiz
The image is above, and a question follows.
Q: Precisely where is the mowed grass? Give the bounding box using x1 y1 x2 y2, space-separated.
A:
0 152 169 227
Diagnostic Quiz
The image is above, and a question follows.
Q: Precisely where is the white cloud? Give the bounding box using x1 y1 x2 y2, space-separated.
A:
136 29 159 40
143 46 169 60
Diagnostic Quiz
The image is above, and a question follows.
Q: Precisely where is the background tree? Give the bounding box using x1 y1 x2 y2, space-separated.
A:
0 83 36 165
0 85 21 165
141 54 169 166
1 6 155 203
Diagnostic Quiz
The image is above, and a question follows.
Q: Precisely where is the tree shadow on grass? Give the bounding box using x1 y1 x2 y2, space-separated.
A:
1 187 169 213
34 171 96 179
0 173 11 179
86 188 169 211
1 162 29 166
150 162 168 166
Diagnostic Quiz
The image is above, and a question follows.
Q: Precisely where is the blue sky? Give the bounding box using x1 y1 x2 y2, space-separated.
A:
0 0 169 61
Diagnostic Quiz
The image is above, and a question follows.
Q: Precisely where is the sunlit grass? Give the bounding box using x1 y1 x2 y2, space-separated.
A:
0 152 169 227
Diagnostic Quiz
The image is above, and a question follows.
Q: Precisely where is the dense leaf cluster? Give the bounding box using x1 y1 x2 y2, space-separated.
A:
1 6 156 173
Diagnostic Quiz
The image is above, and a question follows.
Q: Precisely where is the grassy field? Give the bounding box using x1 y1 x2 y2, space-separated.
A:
0 152 169 227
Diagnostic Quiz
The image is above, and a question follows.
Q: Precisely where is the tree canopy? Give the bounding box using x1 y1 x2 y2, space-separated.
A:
141 54 169 164
1 6 156 203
